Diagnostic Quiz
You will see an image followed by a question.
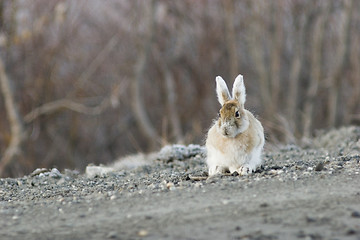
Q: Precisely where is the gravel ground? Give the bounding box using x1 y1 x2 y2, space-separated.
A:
0 126 360 240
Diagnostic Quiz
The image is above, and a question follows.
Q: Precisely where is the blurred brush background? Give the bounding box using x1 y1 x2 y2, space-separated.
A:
0 0 359 177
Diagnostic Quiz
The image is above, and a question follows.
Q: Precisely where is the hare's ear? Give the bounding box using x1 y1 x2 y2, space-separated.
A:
232 74 246 106
216 76 230 106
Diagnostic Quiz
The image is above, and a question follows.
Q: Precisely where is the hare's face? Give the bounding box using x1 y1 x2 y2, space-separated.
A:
218 100 249 138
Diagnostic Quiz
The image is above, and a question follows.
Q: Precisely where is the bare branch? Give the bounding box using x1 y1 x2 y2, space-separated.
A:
303 4 329 138
345 29 360 123
0 57 24 175
327 0 354 127
163 64 183 143
130 0 161 145
247 21 272 116
24 98 109 123
287 12 308 135
24 82 127 123
269 1 284 112
223 0 239 80
69 34 120 96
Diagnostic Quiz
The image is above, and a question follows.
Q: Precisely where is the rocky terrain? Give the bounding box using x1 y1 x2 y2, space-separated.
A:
0 126 360 240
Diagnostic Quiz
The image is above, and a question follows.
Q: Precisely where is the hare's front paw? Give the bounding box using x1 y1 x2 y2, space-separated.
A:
208 166 228 176
238 165 255 175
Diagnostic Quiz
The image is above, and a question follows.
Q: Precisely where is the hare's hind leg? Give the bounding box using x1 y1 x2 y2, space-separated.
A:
249 147 263 170
237 148 263 175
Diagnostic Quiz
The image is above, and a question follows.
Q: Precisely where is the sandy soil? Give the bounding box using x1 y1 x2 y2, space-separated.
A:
0 126 360 240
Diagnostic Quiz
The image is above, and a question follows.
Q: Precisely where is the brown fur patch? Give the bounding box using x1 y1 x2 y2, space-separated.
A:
222 92 230 102
220 100 240 119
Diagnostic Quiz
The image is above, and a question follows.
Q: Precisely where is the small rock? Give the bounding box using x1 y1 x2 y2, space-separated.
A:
296 230 306 238
38 173 46 178
271 165 282 170
351 211 360 218
157 144 206 162
269 169 283 175
259 203 269 208
346 228 357 235
188 175 208 181
305 216 316 223
30 168 48 177
138 230 148 237
166 182 175 190
50 168 62 178
64 169 80 178
315 162 324 171
107 231 118 239
56 178 66 185
85 165 114 178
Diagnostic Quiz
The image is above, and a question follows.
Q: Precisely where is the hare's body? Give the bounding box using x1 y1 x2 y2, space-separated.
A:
206 109 264 175
206 75 265 176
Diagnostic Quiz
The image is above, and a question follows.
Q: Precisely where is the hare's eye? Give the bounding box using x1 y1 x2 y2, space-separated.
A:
235 111 240 118
217 112 221 118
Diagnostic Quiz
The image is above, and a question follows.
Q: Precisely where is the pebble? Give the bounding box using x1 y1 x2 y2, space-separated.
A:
351 211 360 218
269 169 283 175
189 175 208 181
259 203 269 208
30 168 48 177
138 230 148 237
221 199 230 205
107 231 118 239
166 182 175 190
346 228 357 235
50 168 62 178
315 162 324 171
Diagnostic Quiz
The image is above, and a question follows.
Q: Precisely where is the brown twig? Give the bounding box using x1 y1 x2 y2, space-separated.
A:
24 98 109 123
0 57 24 175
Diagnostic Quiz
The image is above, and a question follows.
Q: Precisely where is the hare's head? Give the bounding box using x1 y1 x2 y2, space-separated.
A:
215 74 249 138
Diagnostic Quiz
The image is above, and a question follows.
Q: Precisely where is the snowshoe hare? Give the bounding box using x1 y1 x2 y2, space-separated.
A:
206 74 265 176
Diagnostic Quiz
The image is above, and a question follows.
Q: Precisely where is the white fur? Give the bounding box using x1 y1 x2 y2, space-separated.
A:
216 76 231 106
232 74 246 105
207 140 251 176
